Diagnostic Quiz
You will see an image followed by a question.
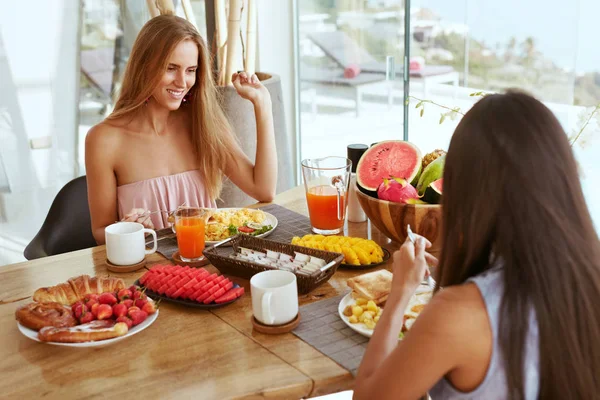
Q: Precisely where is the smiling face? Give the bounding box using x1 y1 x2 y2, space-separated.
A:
150 39 198 110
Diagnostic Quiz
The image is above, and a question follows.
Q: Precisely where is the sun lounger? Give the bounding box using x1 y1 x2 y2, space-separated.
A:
303 31 459 114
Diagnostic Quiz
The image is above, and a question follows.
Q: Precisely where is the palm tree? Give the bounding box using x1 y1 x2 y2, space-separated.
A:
504 36 516 63
520 36 537 68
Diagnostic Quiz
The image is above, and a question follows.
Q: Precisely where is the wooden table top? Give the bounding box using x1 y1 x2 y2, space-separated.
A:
0 185 400 400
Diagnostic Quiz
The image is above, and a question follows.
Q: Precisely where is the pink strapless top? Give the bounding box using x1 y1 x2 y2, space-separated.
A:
117 169 216 229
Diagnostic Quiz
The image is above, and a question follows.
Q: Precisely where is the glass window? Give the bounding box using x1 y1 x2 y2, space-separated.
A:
406 0 599 229
297 0 406 161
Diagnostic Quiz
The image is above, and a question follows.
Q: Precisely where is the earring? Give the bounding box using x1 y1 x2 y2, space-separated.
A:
145 97 150 105
182 93 192 103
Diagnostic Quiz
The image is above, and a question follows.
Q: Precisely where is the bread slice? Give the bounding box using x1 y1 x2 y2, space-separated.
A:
347 269 393 305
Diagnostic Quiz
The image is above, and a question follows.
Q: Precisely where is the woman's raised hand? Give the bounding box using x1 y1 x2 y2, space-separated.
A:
121 208 155 230
390 234 438 295
232 71 270 105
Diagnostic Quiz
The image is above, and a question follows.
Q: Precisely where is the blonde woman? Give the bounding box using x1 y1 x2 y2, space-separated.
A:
85 15 277 244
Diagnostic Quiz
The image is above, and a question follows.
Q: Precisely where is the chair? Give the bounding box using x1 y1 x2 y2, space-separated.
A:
24 176 97 260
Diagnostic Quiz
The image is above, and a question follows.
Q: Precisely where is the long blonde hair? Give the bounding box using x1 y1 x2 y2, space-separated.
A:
108 14 236 200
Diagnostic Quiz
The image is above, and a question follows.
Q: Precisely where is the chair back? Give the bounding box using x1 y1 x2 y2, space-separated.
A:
24 176 97 260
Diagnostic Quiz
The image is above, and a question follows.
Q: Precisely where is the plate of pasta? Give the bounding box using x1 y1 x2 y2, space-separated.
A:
204 208 277 245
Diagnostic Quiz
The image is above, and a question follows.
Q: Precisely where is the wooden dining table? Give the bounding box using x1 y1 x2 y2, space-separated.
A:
0 185 401 400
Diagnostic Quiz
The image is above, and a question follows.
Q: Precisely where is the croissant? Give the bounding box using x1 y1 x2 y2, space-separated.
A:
33 275 126 305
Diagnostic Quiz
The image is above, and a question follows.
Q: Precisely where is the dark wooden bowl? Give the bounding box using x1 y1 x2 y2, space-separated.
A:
355 183 443 255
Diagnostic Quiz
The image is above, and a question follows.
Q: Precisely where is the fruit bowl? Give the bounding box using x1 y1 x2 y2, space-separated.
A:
355 183 443 255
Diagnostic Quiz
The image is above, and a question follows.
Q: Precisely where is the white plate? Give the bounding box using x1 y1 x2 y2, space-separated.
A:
338 285 433 339
204 208 278 246
17 310 159 348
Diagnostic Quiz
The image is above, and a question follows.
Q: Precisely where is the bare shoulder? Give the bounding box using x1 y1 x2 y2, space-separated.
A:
411 283 490 348
85 121 126 169
86 121 124 147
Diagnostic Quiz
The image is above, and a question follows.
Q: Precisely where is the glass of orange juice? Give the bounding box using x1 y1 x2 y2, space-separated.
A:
301 157 352 235
174 208 208 262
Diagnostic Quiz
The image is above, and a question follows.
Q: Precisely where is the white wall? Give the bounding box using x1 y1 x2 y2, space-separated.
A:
256 0 299 185
0 1 80 265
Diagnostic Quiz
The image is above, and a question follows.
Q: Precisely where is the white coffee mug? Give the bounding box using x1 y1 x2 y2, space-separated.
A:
105 222 157 266
250 270 298 326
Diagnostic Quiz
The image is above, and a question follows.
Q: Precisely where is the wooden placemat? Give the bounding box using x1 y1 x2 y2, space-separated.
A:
147 204 313 261
292 293 369 375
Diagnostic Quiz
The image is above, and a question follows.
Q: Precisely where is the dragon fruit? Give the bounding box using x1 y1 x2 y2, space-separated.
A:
377 177 419 204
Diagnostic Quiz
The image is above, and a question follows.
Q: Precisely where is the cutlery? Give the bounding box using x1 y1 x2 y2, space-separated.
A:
407 225 436 289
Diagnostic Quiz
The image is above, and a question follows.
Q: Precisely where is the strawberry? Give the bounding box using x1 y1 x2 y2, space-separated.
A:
96 304 113 320
116 316 133 330
73 303 87 319
98 292 117 305
84 293 99 303
79 309 94 324
71 301 84 314
112 303 128 318
128 285 138 294
117 288 132 301
129 310 148 326
134 298 147 309
122 299 134 308
141 301 157 315
91 302 100 318
127 306 141 318
132 290 147 301
85 298 99 310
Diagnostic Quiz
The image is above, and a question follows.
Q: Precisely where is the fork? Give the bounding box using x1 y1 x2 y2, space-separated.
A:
407 225 437 289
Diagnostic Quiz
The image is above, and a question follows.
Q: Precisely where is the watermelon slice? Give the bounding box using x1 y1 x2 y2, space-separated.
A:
423 178 443 204
356 140 422 194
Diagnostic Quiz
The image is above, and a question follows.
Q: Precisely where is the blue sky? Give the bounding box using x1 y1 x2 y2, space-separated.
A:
417 0 599 73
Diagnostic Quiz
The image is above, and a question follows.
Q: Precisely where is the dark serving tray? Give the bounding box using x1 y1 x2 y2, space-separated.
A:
134 280 243 309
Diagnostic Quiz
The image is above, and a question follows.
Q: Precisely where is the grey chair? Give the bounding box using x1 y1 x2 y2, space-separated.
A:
24 176 97 260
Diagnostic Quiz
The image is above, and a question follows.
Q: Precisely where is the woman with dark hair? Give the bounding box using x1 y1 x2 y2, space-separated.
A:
353 90 600 399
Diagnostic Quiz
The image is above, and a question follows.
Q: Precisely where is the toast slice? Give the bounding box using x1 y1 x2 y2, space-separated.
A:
347 269 393 305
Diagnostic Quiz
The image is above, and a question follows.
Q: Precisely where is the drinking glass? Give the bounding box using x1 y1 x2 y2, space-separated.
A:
301 157 352 235
175 207 208 262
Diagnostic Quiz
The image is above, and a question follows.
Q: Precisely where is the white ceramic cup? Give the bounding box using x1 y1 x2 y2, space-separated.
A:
250 270 298 326
105 222 157 266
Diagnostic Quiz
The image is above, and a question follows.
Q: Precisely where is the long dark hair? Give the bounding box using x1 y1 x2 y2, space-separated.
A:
437 90 600 398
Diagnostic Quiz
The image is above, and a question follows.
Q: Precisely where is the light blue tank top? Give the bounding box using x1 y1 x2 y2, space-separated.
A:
429 266 540 399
